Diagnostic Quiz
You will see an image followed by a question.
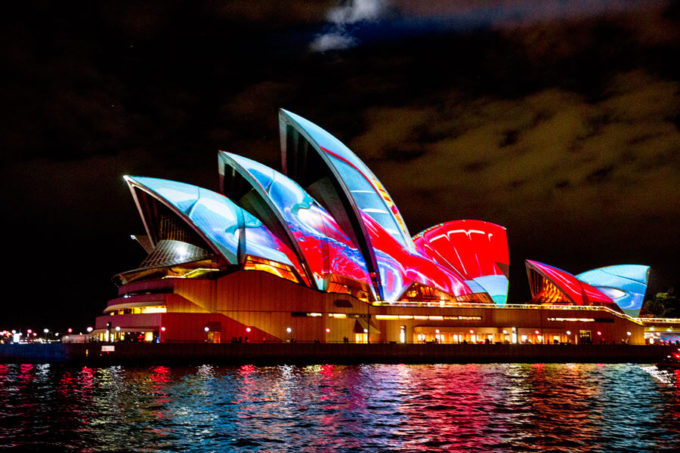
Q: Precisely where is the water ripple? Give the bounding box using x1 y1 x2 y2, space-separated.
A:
0 363 679 451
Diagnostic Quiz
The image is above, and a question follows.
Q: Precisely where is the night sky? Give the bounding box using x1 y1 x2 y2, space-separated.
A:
2 0 679 331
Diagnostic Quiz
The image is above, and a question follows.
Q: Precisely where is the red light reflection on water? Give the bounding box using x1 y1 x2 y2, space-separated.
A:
18 364 34 386
150 366 170 388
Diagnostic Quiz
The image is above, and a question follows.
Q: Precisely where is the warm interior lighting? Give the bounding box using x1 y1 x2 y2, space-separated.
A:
531 276 569 304
141 305 167 314
243 255 299 284
547 317 596 322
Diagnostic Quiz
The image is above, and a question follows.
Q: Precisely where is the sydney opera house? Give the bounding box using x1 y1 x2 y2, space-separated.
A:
95 110 654 345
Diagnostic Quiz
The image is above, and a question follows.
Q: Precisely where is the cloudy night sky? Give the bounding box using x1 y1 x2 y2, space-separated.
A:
1 0 679 330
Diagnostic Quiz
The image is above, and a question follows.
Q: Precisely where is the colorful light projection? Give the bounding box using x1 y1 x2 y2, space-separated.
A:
279 109 414 251
125 176 305 284
125 110 514 305
218 152 373 295
576 265 650 313
360 213 477 302
525 260 620 311
279 109 485 302
413 220 510 305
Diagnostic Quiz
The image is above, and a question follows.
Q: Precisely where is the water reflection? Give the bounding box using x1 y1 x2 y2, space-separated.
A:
0 363 678 451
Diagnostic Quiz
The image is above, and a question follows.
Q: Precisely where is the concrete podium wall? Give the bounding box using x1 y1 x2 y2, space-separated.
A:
1 343 673 365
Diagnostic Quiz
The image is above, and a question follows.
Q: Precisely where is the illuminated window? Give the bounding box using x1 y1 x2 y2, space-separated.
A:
547 317 596 322
141 306 167 314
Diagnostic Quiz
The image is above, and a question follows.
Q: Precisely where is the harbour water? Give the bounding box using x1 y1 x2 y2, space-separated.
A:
1 363 678 451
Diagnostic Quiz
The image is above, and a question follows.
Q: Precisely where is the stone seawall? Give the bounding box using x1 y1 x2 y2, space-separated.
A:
0 343 673 365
